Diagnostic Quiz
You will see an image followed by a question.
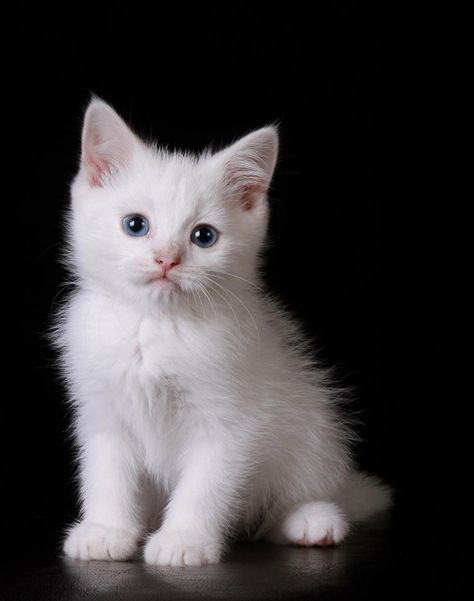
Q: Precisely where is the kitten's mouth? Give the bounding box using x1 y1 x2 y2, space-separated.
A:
145 273 176 286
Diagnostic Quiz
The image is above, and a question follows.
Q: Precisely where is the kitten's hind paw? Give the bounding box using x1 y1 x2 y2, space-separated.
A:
263 501 349 547
63 522 138 561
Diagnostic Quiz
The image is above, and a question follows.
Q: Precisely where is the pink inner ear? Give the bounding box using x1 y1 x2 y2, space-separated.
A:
85 153 111 187
241 184 267 211
81 105 135 188
83 128 117 187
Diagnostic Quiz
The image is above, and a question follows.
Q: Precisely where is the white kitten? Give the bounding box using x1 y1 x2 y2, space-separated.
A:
55 99 391 566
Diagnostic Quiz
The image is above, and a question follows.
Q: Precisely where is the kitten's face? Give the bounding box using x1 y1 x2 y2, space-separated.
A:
70 100 278 308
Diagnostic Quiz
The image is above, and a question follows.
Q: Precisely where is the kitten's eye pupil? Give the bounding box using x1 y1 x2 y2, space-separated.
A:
129 218 142 232
196 229 212 243
191 225 218 248
122 214 149 237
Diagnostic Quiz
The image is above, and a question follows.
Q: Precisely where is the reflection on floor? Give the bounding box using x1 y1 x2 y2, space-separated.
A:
1 510 460 600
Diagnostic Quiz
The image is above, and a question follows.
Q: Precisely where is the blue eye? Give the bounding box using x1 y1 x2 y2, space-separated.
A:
122 214 150 237
191 224 218 248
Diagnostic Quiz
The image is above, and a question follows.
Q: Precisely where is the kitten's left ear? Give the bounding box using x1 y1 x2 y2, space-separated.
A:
215 127 279 210
81 99 140 187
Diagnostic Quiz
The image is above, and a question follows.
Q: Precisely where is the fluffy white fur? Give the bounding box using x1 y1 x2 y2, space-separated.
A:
55 99 391 566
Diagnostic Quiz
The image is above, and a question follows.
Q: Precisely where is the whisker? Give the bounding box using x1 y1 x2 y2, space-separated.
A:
204 280 243 340
191 287 206 319
195 286 209 320
204 276 260 342
175 268 259 341
207 269 263 291
49 281 76 316
197 282 218 318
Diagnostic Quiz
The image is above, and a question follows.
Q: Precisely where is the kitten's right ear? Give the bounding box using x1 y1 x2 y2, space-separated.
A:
81 99 138 187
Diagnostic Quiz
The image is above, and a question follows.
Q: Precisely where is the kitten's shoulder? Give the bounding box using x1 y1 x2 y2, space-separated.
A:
66 286 111 318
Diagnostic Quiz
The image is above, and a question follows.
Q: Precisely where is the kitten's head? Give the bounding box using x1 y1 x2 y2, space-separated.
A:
70 100 278 309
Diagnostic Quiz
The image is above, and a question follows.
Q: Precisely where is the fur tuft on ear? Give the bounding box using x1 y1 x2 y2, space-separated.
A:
81 99 138 187
216 127 279 210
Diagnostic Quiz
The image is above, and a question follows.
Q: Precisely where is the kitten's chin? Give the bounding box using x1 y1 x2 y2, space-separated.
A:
142 273 184 305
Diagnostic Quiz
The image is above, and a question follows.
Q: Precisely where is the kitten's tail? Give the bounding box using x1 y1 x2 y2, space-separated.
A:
335 471 393 522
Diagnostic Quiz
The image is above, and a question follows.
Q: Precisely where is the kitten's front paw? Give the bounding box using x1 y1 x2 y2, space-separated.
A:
63 522 138 561
144 529 222 566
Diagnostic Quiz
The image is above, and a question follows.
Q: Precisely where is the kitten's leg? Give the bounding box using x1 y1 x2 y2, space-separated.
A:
261 502 349 547
144 440 243 567
63 431 142 561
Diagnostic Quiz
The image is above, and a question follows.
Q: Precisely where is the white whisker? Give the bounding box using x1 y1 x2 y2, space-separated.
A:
204 280 243 341
203 275 260 342
191 287 206 319
208 269 263 291
197 282 218 318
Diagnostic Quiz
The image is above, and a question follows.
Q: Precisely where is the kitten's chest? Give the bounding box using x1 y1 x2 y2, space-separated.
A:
111 314 189 404
93 306 218 410
71 293 232 407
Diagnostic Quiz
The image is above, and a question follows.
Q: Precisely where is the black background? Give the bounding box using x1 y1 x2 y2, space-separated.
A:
3 0 446 571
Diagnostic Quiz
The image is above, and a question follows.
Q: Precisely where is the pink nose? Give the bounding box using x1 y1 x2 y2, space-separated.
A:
155 255 180 273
